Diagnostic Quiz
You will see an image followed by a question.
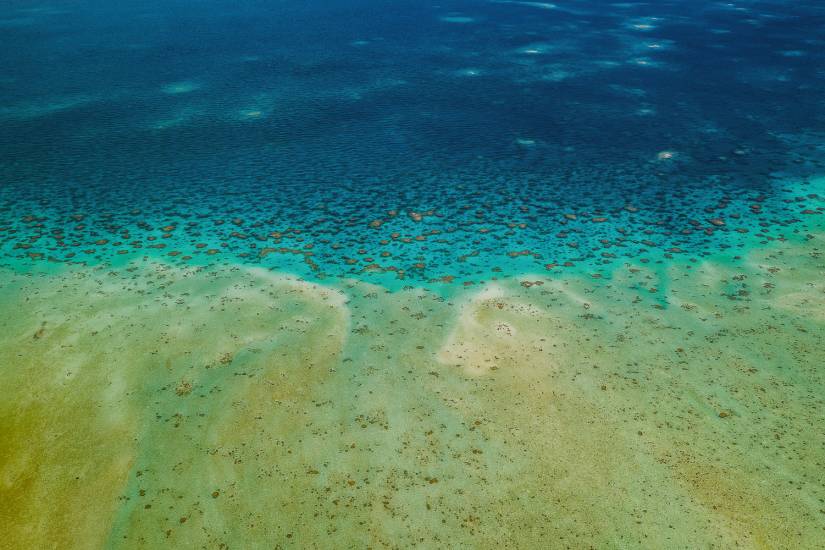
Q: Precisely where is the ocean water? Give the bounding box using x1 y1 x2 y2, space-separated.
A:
1 0 824 548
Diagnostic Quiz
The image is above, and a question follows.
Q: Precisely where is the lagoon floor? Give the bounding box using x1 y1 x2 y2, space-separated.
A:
2 228 824 548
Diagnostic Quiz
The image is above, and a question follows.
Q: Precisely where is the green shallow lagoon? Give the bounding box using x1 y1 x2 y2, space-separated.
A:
2 231 824 548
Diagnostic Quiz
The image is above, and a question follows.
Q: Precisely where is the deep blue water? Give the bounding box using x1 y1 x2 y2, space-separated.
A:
1 0 824 285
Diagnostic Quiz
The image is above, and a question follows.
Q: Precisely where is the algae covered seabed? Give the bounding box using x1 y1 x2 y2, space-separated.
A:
2 229 824 548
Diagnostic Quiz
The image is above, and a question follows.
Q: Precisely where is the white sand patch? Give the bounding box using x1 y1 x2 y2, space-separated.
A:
161 81 201 94
245 267 350 310
492 1 557 10
437 284 550 376
0 95 97 120
239 109 264 119
440 15 476 23
454 68 482 77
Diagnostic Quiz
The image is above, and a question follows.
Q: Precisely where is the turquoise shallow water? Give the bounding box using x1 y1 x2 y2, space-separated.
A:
2 1 825 548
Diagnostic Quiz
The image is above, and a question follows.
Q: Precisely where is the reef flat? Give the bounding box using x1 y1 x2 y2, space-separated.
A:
2 228 824 548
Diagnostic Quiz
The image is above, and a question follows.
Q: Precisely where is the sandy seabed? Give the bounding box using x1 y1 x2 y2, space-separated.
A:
1 234 824 549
